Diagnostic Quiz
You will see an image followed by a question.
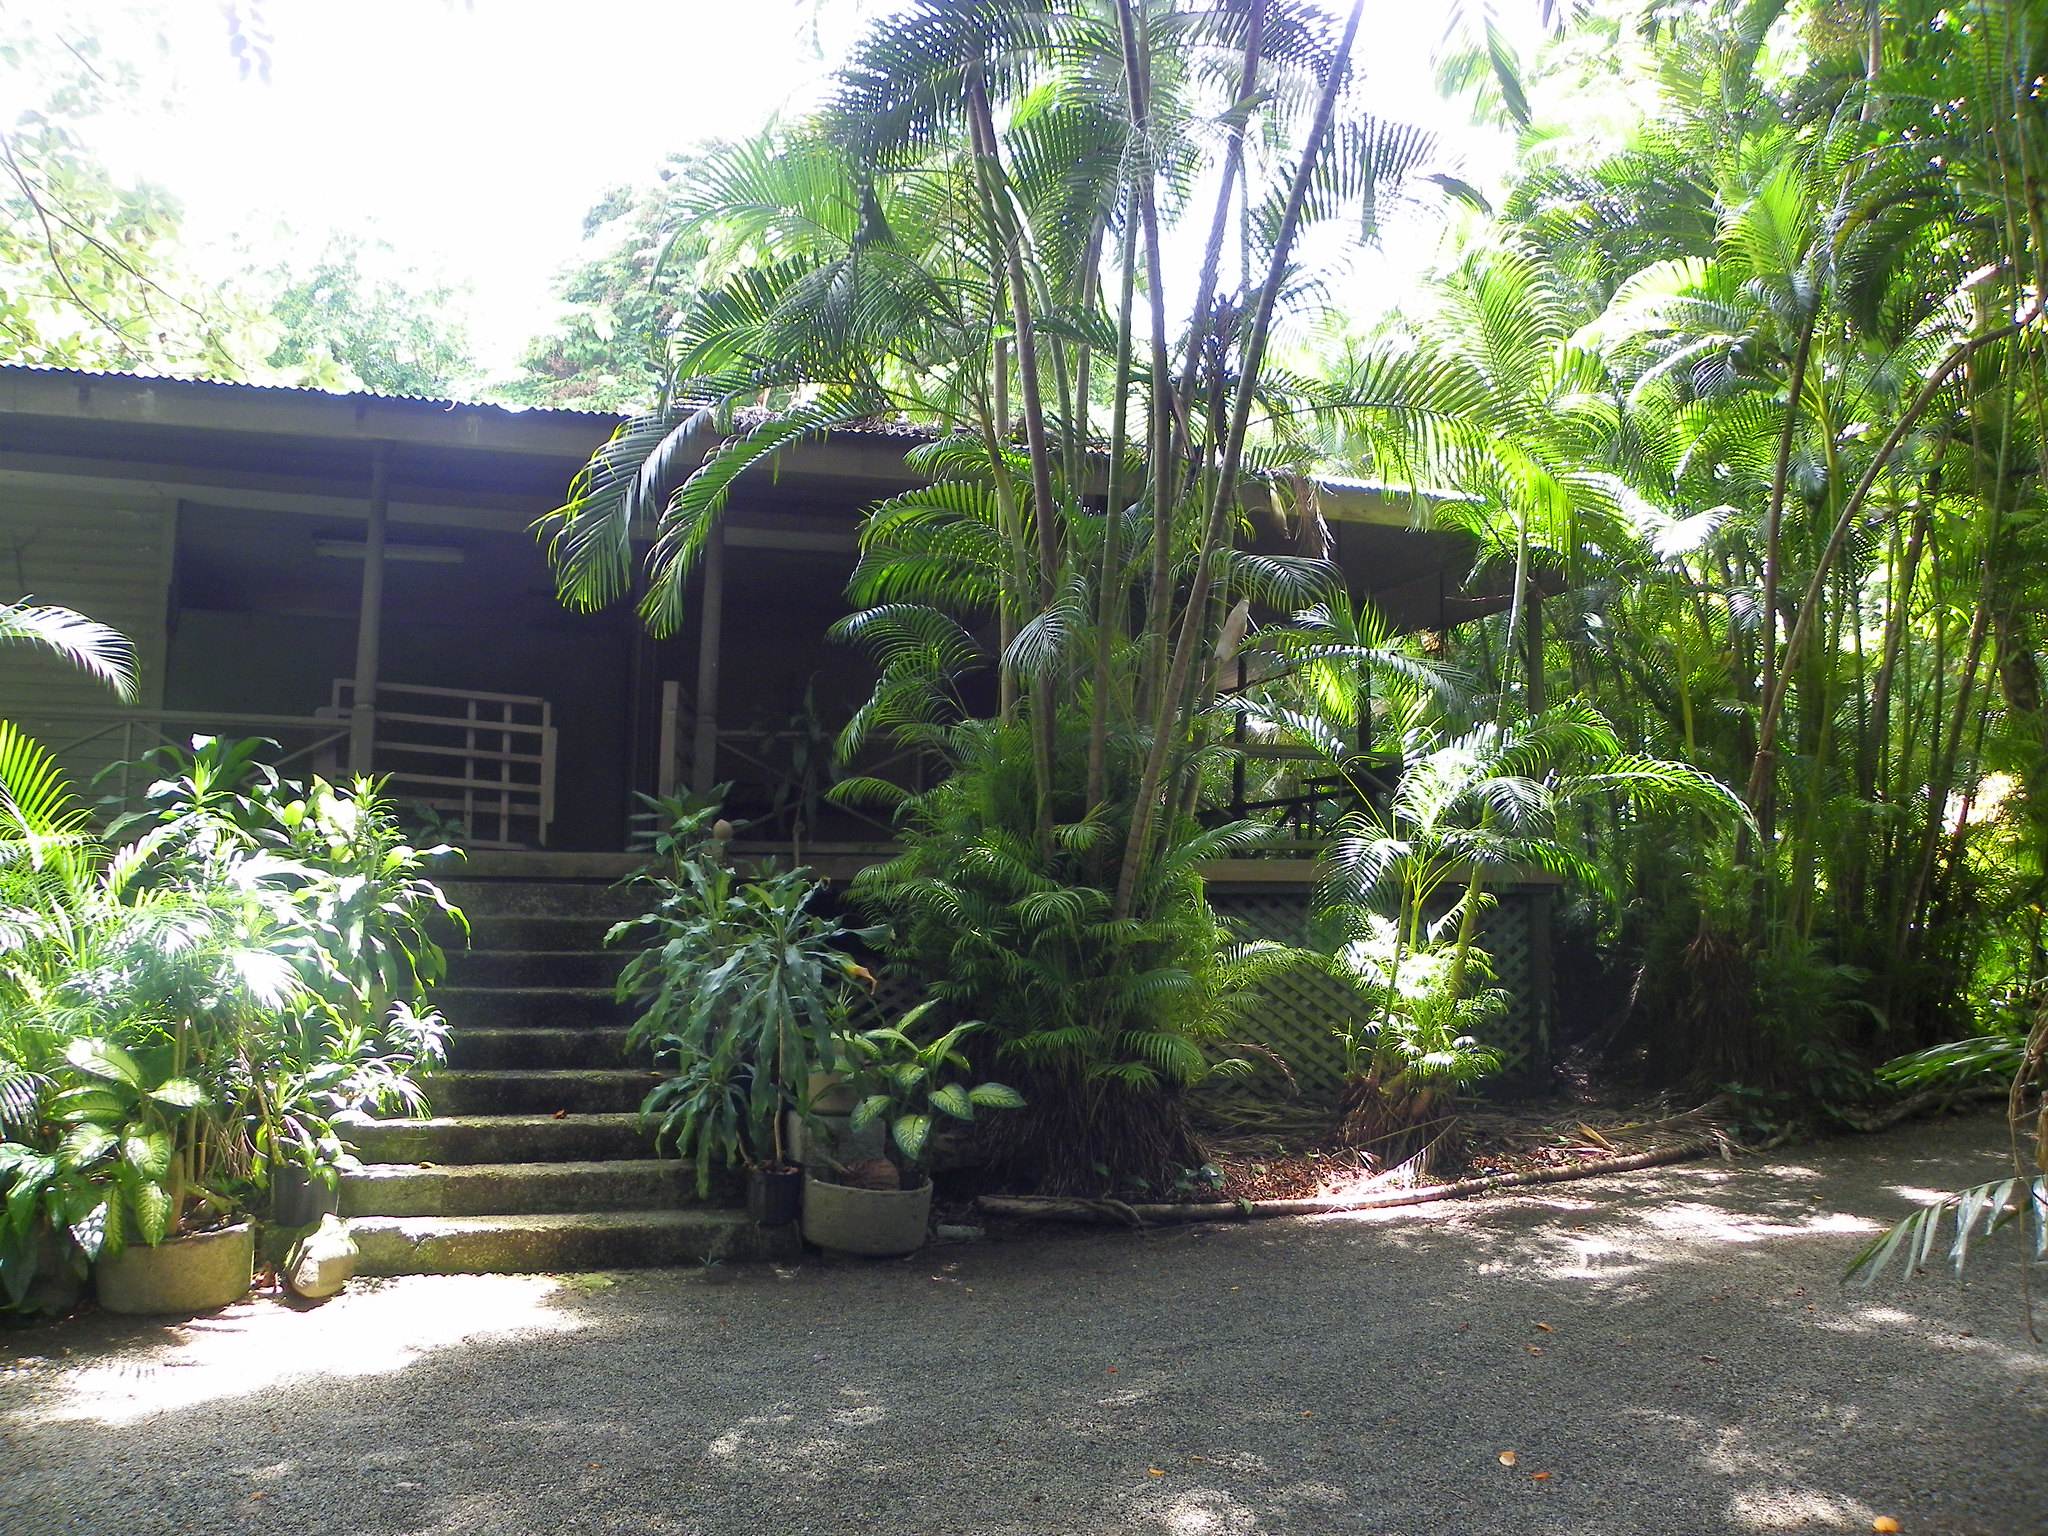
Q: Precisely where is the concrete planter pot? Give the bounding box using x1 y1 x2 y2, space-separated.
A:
95 1223 254 1315
800 1174 932 1257
805 1071 861 1116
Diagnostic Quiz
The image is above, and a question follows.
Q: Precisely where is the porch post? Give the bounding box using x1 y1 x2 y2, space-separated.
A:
690 527 725 796
348 442 390 775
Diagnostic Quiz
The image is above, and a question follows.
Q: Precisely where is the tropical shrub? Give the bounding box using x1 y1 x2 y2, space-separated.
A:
1329 913 1505 1170
841 1004 1024 1179
0 731 458 1314
545 0 1443 1192
610 800 881 1194
1241 614 1746 1160
847 713 1298 1193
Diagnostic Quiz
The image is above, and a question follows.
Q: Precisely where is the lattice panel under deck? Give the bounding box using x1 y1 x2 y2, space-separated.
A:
1207 889 1551 1103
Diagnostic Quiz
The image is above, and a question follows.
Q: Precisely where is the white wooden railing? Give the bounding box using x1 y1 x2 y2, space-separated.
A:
326 680 556 849
16 683 557 849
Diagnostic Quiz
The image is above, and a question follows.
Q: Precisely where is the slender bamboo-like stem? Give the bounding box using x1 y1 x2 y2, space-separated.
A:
1746 303 2045 817
1113 0 1179 724
1087 214 1142 816
1116 0 1367 919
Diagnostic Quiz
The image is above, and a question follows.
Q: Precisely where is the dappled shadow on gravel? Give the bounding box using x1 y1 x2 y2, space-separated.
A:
3 1113 2041 1535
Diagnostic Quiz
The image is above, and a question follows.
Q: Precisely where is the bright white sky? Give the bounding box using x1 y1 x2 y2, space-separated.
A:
36 0 1519 382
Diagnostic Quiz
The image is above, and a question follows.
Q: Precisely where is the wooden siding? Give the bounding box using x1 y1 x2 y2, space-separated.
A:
0 484 174 795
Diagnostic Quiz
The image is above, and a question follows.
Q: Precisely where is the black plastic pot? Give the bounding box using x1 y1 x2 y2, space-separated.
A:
747 1165 804 1227
270 1164 341 1228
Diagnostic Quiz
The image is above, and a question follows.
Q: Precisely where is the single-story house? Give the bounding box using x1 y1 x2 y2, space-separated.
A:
0 364 1554 1091
0 364 1489 854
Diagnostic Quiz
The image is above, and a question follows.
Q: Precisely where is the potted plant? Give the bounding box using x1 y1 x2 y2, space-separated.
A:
256 997 448 1229
802 1007 1023 1257
0 731 457 1317
614 799 880 1225
58 1035 256 1314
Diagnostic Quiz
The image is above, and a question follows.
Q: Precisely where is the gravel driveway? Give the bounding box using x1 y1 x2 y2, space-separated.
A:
4 1110 2042 1536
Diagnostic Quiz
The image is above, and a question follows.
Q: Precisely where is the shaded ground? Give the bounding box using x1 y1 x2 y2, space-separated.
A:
4 1111 2042 1536
1191 1097 1734 1202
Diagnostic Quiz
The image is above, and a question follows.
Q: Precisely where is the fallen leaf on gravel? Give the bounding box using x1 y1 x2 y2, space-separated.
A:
1872 1521 1901 1533
552 1110 568 1119
1498 1452 1518 1466
1148 1469 1165 1477
1107 1367 1119 1374
1301 1410 1315 1417
1527 1345 1544 1355
1534 1323 1554 1332
1531 1472 1551 1481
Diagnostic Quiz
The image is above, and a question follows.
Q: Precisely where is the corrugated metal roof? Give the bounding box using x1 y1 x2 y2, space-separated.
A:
0 361 619 421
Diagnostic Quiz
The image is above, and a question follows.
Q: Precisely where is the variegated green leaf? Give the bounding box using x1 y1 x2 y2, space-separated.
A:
64 1037 143 1088
891 1113 931 1163
849 1094 891 1131
929 1083 973 1120
123 1132 172 1180
58 1124 115 1166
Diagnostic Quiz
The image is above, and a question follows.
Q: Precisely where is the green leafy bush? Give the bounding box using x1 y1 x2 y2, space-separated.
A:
0 731 460 1314
611 799 880 1194
841 1005 1024 1177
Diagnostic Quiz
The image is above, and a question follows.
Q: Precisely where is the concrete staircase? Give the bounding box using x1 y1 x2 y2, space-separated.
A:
341 879 800 1274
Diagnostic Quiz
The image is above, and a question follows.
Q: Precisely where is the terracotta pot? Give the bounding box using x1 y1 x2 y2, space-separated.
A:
800 1173 932 1257
95 1223 254 1315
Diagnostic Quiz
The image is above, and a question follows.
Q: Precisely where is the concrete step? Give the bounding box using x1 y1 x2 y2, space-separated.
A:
347 1112 654 1165
443 1027 636 1071
439 880 646 919
444 949 625 988
351 1208 798 1275
435 986 633 1029
422 1068 660 1117
342 1158 699 1218
463 914 619 951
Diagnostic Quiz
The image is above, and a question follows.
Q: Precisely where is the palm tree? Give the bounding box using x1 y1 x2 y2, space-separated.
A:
541 0 1454 1190
1243 634 1744 1160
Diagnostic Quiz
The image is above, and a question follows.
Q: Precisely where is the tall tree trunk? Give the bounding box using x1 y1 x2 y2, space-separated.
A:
1114 0 1367 919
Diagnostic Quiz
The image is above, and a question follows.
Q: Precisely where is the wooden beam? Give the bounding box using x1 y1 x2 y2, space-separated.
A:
657 679 681 800
347 443 390 775
690 530 725 796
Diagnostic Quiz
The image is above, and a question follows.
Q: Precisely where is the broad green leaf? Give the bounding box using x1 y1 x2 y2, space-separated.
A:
148 1078 209 1110
53 1086 129 1123
929 1083 973 1121
891 1113 931 1163
119 1163 171 1246
966 1082 1025 1109
849 1094 891 1132
123 1132 172 1180
58 1124 115 1165
64 1037 143 1088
